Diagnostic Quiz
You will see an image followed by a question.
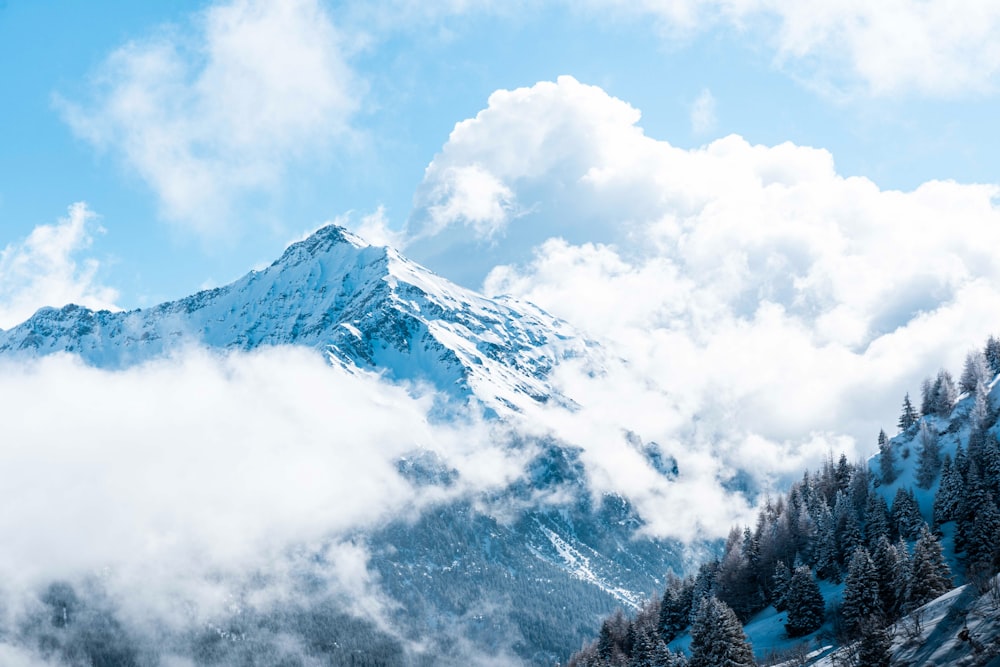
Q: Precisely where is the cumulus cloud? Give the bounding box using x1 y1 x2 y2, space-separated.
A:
58 0 360 234
406 77 1000 522
0 203 119 330
578 0 1000 97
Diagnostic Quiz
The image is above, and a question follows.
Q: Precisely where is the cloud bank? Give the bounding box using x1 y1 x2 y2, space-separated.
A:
58 0 360 234
0 347 531 631
404 76 1000 513
0 203 119 330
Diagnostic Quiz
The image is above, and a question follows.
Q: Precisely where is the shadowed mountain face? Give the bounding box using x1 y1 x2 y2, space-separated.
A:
0 226 703 664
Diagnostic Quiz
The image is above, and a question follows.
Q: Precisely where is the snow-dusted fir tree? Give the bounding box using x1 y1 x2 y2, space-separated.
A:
933 453 961 526
688 597 755 667
833 491 862 566
985 335 1000 376
920 377 934 416
871 536 906 620
687 561 719 625
771 561 791 612
958 470 1000 573
857 619 893 667
890 487 923 541
813 502 840 582
840 548 881 636
863 493 890 549
783 566 825 637
898 393 918 432
960 350 990 394
915 422 942 488
908 525 952 608
933 370 958 416
658 574 692 643
630 628 688 667
878 429 897 484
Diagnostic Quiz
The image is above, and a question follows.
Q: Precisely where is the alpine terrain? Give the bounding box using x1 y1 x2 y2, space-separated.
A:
0 225 702 665
570 340 1000 666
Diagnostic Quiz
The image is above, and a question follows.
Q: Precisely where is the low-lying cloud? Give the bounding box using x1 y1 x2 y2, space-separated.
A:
0 347 534 634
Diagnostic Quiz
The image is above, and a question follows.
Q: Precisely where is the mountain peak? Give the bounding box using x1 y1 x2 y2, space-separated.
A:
0 226 591 414
272 224 368 267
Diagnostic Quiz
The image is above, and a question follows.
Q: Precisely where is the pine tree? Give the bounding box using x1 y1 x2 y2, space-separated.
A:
848 464 871 516
784 566 825 637
932 369 958 417
688 561 719 625
814 501 840 582
898 393 918 431
915 422 942 488
920 377 934 416
771 561 792 612
598 616 618 662
864 493 890 549
890 487 923 541
985 335 1000 376
980 433 1000 498
964 489 1000 573
833 491 862 567
933 454 961 526
688 597 755 667
908 525 952 608
841 547 881 636
835 454 852 493
658 575 692 643
856 618 893 667
878 429 898 484
631 634 689 667
960 350 990 394
871 536 904 620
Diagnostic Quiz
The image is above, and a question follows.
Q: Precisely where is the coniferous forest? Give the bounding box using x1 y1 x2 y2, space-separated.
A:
568 336 1000 666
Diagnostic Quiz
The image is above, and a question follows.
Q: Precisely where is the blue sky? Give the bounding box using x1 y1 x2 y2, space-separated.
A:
5 0 1000 584
4 0 1000 480
2 0 999 316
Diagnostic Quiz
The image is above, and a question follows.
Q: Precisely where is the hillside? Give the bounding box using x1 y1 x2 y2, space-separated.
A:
569 339 1000 666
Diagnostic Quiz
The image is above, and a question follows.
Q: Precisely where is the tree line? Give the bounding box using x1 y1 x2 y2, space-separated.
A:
568 334 1000 667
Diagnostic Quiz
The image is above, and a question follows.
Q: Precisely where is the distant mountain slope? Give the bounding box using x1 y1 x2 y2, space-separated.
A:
0 225 589 415
0 225 703 665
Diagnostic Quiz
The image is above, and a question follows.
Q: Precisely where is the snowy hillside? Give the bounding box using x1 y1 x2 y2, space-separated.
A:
569 342 1000 666
0 224 590 415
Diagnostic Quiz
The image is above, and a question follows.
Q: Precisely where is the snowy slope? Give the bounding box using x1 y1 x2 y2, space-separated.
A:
0 225 697 664
0 225 590 415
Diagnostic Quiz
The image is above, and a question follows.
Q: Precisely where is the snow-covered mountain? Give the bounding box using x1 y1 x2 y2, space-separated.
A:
0 225 696 665
0 224 587 415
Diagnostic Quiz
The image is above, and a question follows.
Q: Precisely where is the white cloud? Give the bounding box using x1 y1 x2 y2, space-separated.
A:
690 88 716 135
58 0 360 234
0 203 119 329
580 0 1000 97
406 77 1000 524
0 346 529 634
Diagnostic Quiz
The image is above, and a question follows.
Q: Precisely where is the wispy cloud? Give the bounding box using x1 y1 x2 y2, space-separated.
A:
0 203 119 329
690 88 716 135
580 1 1000 98
57 0 361 236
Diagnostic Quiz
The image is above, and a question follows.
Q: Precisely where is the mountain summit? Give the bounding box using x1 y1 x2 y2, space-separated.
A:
0 224 588 414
